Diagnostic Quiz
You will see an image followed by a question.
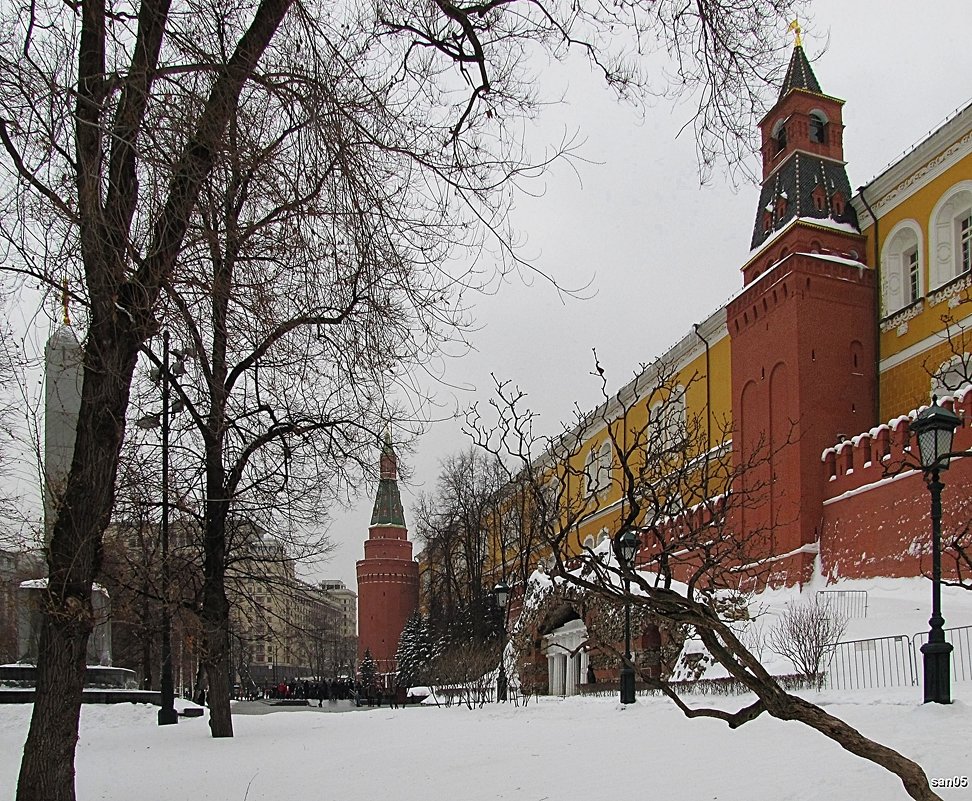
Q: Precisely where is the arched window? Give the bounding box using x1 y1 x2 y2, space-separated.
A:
597 440 612 492
929 181 972 289
771 118 788 154
585 440 613 495
932 353 972 397
650 386 687 456
881 220 923 315
584 446 597 496
809 110 828 144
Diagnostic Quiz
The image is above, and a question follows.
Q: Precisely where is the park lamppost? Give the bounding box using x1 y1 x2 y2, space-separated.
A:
138 331 190 726
493 581 510 702
617 529 640 705
910 396 962 704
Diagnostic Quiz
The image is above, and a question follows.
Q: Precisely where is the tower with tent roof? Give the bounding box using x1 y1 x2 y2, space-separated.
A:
355 432 419 679
727 38 877 585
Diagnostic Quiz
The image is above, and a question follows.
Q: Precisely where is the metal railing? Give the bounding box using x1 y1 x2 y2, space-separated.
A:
826 624 972 690
816 589 868 619
825 634 916 690
912 624 972 683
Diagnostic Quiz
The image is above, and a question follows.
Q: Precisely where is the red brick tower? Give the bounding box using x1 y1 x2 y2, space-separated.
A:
728 42 877 585
356 432 419 676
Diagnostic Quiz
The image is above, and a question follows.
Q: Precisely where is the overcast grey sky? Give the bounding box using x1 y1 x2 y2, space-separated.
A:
318 1 972 593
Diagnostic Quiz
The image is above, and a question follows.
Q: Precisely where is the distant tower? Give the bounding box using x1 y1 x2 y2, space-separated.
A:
728 37 876 584
44 287 82 548
355 432 419 678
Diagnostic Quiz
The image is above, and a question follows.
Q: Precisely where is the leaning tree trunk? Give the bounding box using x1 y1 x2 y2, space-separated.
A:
696 624 942 801
771 693 941 801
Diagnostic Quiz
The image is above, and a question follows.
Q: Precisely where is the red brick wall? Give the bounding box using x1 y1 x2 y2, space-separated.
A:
729 253 877 584
820 393 972 580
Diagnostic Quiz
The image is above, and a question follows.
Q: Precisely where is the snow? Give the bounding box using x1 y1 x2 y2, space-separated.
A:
4 578 972 799
3 687 972 800
822 467 921 505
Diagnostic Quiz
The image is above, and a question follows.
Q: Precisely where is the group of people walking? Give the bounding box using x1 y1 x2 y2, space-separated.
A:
243 678 408 708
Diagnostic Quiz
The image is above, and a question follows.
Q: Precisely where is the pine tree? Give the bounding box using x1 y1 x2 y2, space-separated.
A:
358 649 379 692
395 614 424 687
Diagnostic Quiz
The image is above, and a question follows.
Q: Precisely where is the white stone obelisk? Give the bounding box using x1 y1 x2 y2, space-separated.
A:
43 288 82 547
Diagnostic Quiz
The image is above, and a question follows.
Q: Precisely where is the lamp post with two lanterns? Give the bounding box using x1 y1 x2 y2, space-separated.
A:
616 529 640 705
137 330 192 726
910 396 962 705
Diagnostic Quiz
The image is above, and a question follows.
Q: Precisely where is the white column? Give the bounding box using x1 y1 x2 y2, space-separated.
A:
565 654 577 696
556 654 567 696
547 655 557 696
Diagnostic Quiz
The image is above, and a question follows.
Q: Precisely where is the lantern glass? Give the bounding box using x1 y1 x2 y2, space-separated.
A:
617 530 640 568
493 582 510 609
912 399 961 471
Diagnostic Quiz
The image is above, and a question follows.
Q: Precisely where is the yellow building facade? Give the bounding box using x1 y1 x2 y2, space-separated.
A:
854 104 972 419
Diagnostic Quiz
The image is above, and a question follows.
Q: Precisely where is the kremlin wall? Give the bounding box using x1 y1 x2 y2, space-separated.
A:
357 41 972 682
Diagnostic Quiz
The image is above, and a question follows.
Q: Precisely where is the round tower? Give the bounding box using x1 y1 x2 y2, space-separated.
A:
355 432 419 679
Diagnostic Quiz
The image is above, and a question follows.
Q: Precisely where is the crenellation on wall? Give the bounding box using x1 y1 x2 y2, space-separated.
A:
817 385 972 580
822 387 971 496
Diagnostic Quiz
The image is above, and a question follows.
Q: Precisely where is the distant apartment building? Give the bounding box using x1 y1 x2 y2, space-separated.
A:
101 516 357 689
320 579 357 638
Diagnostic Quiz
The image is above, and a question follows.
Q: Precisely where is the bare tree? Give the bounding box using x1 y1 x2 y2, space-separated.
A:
415 449 511 630
0 0 809 794
468 359 943 801
769 598 848 686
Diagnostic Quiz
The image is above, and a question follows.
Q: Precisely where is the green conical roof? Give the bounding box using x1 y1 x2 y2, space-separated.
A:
370 433 406 527
779 44 822 99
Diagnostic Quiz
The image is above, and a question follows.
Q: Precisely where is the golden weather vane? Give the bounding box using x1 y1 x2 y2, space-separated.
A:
788 19 803 47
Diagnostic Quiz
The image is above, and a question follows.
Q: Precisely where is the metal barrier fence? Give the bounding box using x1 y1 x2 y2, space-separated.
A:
825 634 916 690
826 624 972 690
912 625 972 683
816 589 868 619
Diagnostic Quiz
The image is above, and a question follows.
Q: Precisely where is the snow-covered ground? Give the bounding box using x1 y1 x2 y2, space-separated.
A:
3 687 972 800
3 578 972 801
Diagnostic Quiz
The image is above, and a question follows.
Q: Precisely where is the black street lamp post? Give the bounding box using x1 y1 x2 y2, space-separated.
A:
910 396 962 705
617 529 640 705
493 581 510 702
138 331 190 726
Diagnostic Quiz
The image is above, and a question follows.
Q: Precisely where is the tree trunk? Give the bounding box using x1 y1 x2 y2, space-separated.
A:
200 568 233 737
771 693 941 801
206 648 233 737
698 619 941 801
16 605 91 801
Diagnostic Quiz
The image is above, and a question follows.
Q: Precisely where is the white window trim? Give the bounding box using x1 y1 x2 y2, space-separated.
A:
651 386 687 455
931 353 972 399
929 180 972 290
880 219 923 316
808 108 829 144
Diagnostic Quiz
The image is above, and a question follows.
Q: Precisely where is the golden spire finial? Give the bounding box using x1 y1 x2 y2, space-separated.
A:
61 278 71 326
787 19 802 47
